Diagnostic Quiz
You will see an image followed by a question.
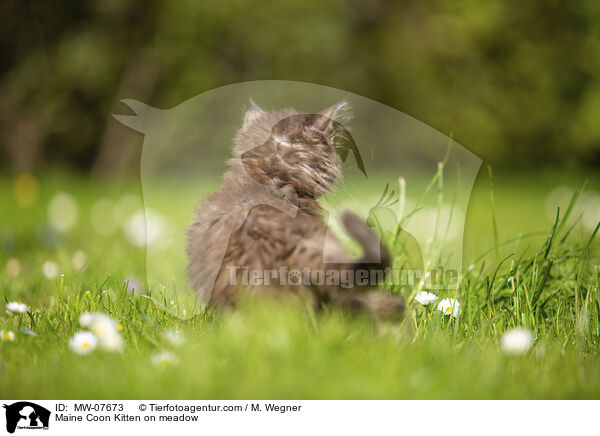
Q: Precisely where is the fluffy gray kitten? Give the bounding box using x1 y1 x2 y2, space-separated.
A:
187 100 404 318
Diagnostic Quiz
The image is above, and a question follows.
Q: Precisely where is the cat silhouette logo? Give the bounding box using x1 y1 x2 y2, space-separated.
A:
3 402 50 434
112 81 482 307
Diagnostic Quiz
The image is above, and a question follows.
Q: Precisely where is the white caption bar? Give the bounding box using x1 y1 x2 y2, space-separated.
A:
1 400 597 436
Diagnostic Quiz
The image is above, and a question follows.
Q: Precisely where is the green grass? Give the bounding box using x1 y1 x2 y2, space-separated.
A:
1 169 600 399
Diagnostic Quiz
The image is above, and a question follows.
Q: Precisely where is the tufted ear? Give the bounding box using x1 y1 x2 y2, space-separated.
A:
315 100 351 131
243 98 264 128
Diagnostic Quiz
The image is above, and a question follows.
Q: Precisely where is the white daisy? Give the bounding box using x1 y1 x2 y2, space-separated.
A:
78 312 124 352
78 312 96 328
163 329 185 347
414 291 438 306
48 191 79 233
437 298 461 318
0 330 16 341
79 312 112 329
89 316 117 337
501 328 533 356
151 351 179 368
42 261 59 279
20 326 37 337
72 250 87 271
98 330 124 352
6 258 21 277
6 302 29 314
69 331 98 355
123 208 166 247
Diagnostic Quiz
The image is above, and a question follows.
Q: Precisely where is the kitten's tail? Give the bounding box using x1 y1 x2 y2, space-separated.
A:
330 212 403 320
341 211 391 269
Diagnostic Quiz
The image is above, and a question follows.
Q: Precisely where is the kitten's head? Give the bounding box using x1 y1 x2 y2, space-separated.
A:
232 100 351 198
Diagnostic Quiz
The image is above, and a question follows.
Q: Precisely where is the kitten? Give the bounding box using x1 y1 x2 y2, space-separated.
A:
186 100 405 319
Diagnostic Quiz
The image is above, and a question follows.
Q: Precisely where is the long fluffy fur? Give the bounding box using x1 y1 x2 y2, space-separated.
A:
186 101 404 318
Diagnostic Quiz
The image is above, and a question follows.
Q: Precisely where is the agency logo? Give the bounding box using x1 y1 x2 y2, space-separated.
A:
3 402 50 434
112 80 482 312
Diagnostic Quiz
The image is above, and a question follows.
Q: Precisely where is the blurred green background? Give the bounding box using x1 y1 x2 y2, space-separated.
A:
3 2 600 400
1 0 600 173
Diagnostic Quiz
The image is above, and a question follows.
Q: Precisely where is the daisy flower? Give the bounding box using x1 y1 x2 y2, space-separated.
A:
69 331 98 355
78 312 124 352
0 330 16 342
6 302 29 314
123 208 166 247
437 298 461 318
163 329 185 347
501 328 533 356
79 311 114 331
89 316 117 337
6 258 21 277
48 191 79 233
20 326 37 337
151 351 179 368
414 291 438 306
42 261 59 279
78 312 96 328
72 250 87 271
98 331 124 352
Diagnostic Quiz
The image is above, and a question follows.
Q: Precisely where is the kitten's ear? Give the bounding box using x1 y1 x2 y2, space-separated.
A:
243 98 264 127
316 100 351 129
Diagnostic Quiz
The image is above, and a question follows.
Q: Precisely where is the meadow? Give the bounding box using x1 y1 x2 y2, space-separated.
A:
1 168 600 399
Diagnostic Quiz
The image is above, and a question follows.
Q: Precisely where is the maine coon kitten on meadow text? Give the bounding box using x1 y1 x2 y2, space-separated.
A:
186 100 405 318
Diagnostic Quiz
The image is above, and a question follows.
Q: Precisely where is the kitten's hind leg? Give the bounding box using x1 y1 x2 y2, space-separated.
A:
325 290 405 321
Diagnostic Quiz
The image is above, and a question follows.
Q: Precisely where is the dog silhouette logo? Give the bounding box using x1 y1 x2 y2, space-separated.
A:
3 402 50 434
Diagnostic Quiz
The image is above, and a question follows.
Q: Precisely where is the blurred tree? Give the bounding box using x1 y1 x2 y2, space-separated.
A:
0 0 599 173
